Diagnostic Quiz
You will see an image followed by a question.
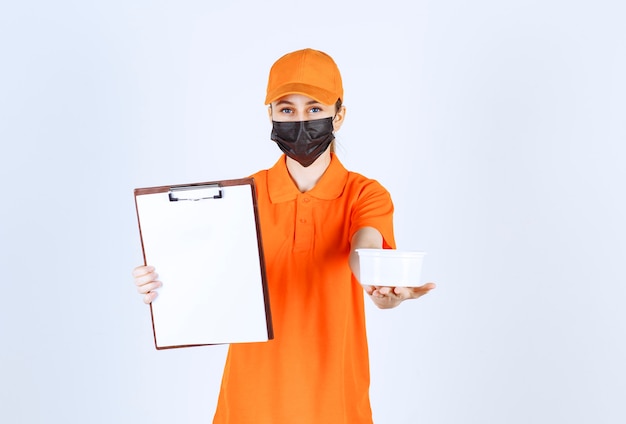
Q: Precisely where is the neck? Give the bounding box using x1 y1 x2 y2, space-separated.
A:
286 150 332 192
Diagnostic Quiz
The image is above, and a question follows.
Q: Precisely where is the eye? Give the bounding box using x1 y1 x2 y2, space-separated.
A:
280 107 293 114
309 106 322 113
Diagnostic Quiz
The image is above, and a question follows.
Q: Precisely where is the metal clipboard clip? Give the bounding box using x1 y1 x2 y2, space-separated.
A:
169 184 223 202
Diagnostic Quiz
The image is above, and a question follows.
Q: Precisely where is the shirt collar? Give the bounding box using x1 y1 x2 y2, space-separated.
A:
267 153 349 203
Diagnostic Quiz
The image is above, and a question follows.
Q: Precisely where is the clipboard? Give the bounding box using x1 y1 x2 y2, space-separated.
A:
134 178 273 349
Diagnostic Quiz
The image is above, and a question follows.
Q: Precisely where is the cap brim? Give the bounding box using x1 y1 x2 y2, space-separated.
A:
265 83 339 105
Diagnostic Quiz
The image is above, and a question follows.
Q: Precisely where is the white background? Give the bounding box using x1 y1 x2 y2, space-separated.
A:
1 1 625 423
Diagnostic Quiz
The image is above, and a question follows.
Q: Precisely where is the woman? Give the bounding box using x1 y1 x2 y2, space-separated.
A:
133 48 435 423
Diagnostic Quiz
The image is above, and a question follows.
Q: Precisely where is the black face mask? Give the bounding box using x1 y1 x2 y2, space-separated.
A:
270 117 335 167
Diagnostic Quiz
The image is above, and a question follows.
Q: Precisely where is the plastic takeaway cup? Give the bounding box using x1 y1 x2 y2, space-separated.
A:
355 249 426 287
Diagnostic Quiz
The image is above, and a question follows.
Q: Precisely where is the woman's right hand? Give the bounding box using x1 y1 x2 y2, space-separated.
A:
132 265 162 304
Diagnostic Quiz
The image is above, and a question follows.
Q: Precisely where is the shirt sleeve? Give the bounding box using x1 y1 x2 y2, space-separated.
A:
349 178 396 249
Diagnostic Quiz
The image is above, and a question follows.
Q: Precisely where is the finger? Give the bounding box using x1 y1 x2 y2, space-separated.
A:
363 285 375 295
143 291 158 304
137 280 162 295
368 286 386 298
408 282 436 299
378 286 395 296
416 282 436 293
392 286 412 299
132 265 154 278
134 272 159 287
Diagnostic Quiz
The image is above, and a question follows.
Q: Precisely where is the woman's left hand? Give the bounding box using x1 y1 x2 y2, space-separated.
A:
364 282 436 309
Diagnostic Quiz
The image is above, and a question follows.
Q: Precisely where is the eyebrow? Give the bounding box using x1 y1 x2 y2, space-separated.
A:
275 99 323 107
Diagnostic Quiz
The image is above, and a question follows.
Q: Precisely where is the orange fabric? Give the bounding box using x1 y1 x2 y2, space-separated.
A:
265 48 344 105
213 154 395 424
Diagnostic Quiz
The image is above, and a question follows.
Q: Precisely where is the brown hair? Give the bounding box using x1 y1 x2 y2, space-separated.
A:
330 98 343 153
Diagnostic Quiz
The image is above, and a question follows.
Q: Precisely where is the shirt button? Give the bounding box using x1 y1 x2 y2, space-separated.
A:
303 198 310 203
300 218 307 223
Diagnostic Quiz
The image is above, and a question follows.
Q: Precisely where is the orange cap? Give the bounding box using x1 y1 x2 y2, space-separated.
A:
265 48 343 105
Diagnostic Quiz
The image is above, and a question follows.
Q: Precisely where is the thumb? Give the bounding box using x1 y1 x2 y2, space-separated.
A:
409 282 436 299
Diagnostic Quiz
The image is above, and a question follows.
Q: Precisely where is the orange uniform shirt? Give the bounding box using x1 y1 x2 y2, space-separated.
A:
213 154 396 424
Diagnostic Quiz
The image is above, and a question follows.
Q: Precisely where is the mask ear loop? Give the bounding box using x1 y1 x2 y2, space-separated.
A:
331 113 339 133
330 114 338 154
